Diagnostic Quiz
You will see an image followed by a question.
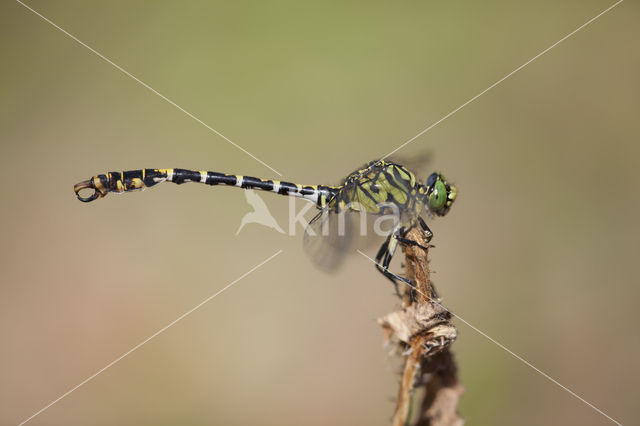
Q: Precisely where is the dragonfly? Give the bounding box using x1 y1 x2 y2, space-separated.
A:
74 160 456 294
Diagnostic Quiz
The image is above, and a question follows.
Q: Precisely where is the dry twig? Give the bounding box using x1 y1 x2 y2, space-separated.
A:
378 227 464 426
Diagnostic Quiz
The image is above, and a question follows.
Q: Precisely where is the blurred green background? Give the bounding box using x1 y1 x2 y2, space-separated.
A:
1 1 638 425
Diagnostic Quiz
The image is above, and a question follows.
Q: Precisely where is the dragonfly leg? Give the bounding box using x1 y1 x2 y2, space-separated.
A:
375 226 416 299
375 234 401 297
418 216 433 242
396 235 433 251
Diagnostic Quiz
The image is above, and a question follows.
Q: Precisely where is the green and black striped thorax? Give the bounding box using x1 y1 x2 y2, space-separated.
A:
330 160 456 220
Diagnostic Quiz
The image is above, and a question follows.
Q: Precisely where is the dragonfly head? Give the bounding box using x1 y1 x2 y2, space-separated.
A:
424 172 456 216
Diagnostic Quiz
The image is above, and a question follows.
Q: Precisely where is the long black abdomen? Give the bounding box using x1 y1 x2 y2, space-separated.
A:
74 168 335 205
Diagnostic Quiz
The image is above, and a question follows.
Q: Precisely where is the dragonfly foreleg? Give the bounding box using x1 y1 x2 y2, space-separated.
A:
418 216 433 242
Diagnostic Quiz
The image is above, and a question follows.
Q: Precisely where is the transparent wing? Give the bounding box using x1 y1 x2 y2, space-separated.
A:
387 151 433 182
302 209 356 272
302 207 399 271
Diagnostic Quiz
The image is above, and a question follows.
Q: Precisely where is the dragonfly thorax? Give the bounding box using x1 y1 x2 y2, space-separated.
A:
327 160 456 221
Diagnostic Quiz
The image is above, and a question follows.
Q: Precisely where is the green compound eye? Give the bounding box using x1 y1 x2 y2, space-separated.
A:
428 180 447 211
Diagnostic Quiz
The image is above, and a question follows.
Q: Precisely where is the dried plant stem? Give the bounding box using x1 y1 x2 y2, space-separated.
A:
379 227 464 426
